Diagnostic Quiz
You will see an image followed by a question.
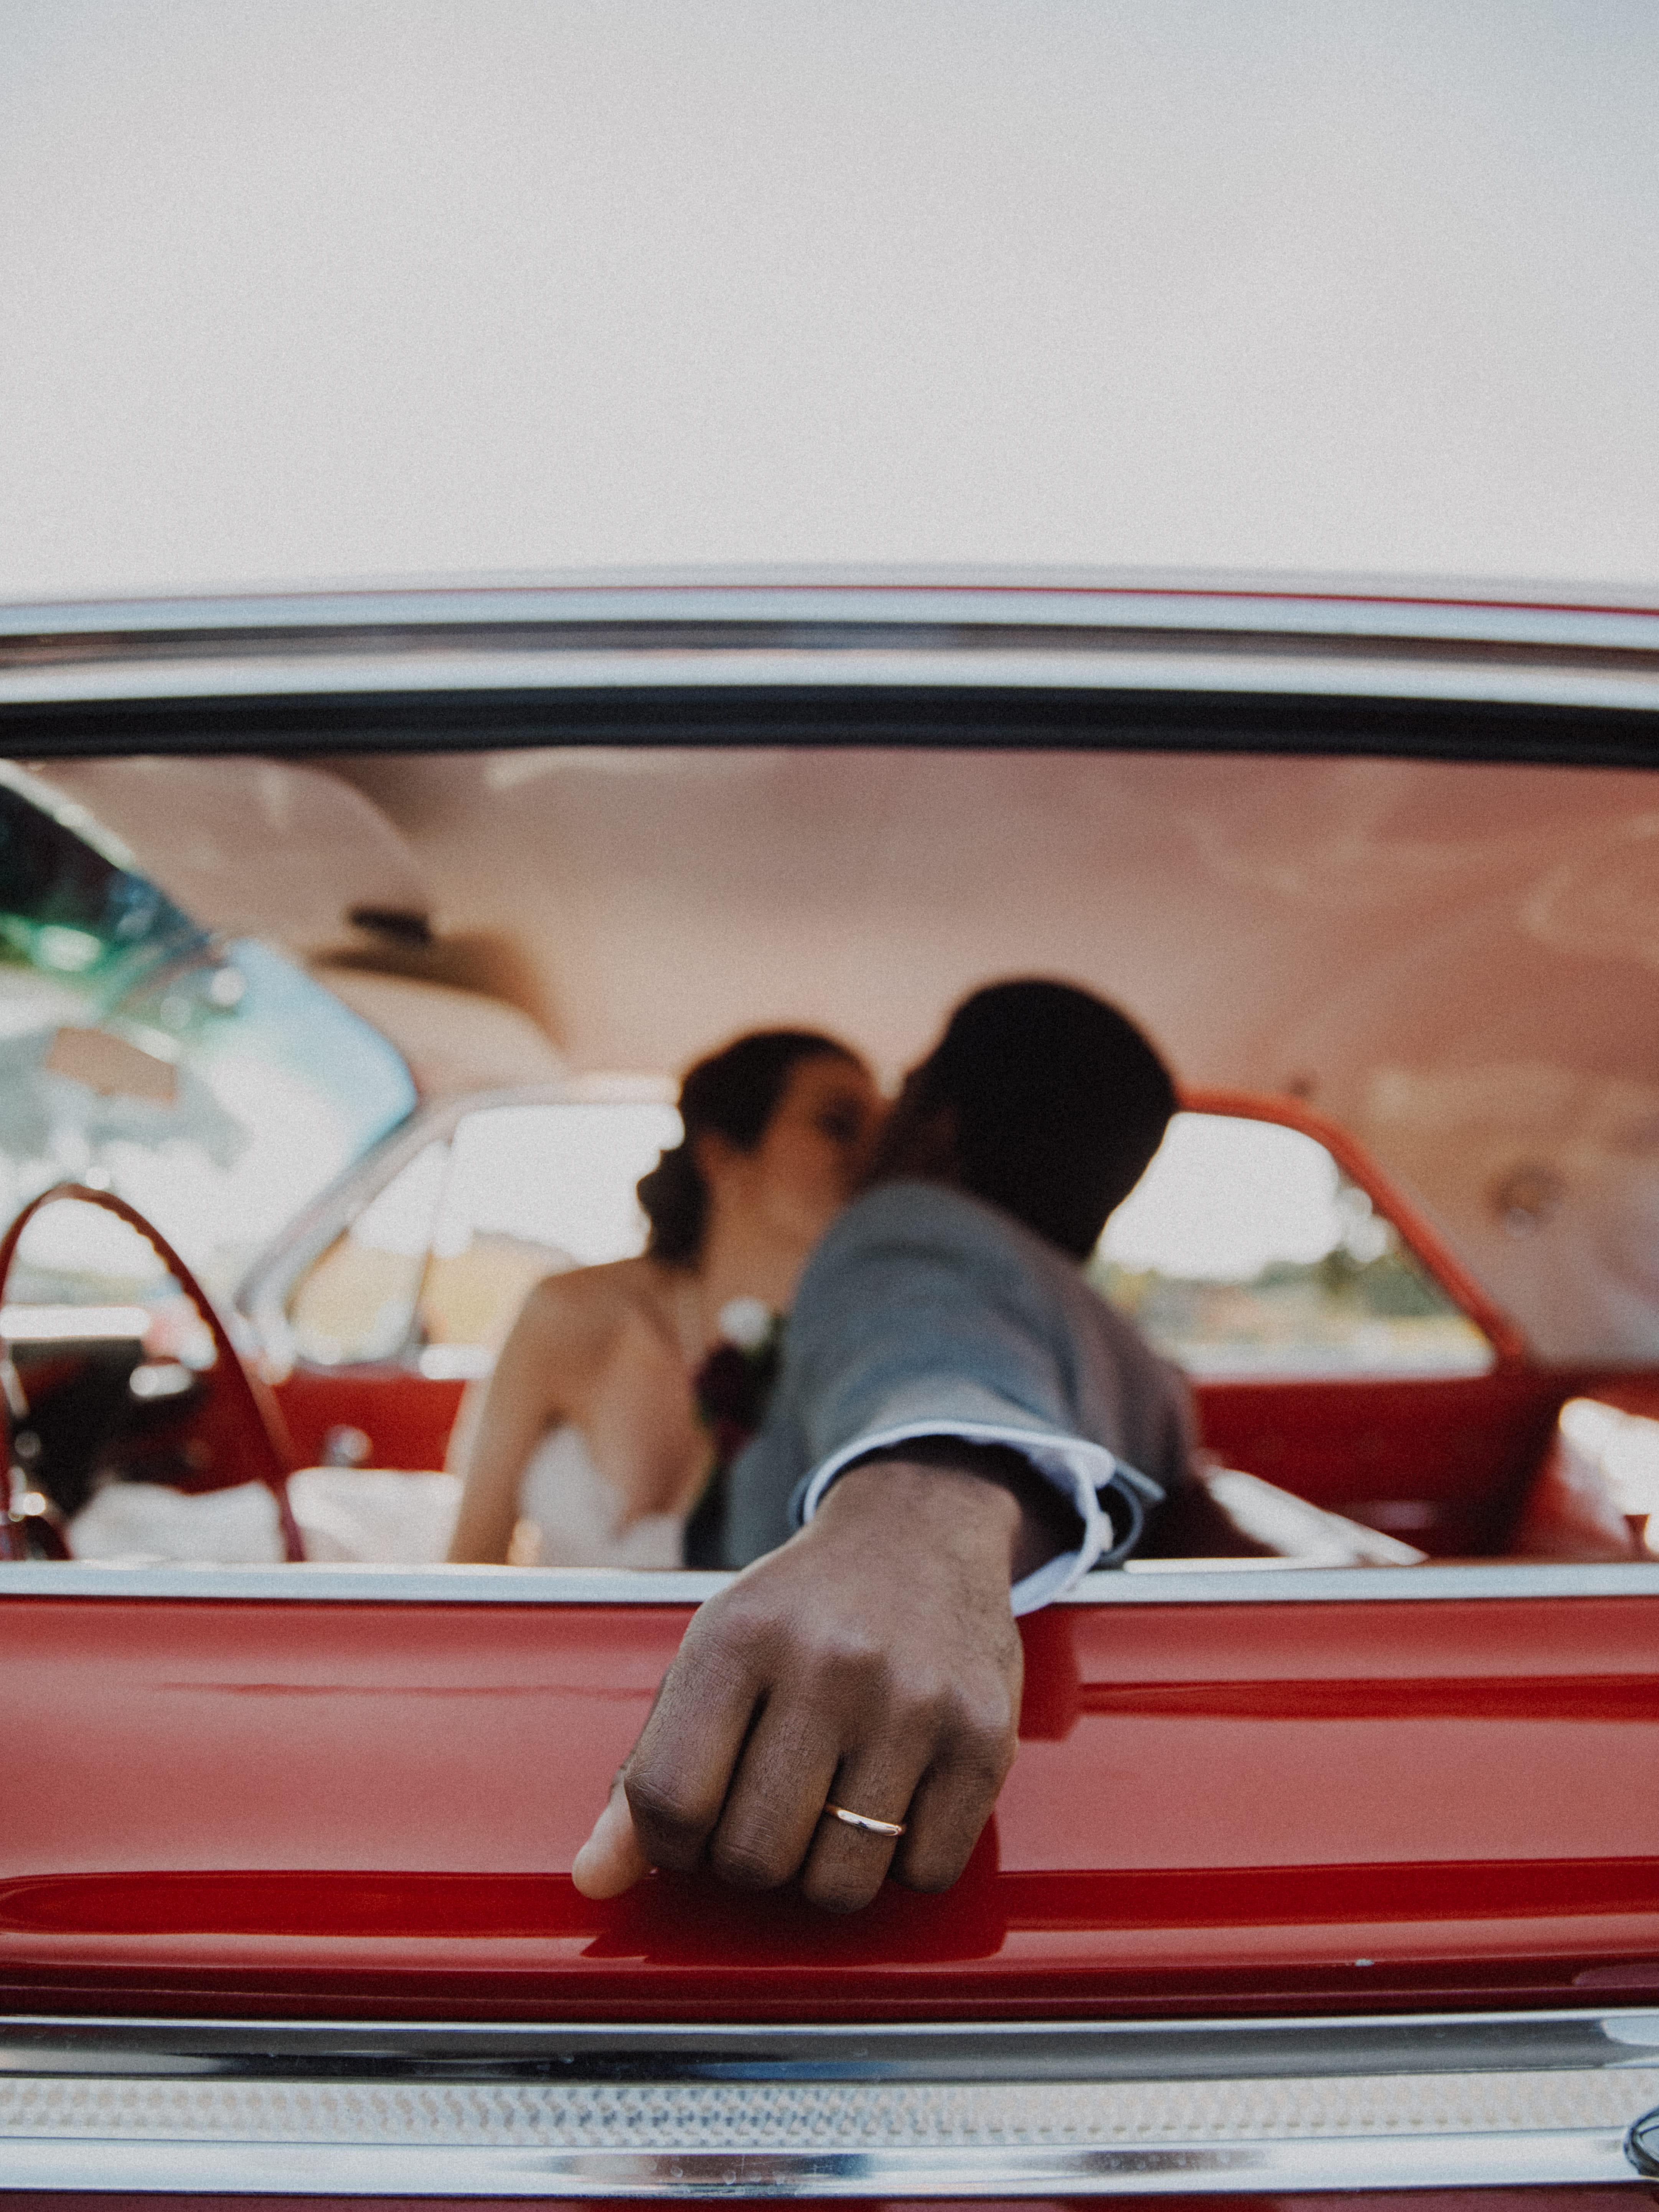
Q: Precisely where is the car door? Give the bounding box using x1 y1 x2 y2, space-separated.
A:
6 1553 1659 2199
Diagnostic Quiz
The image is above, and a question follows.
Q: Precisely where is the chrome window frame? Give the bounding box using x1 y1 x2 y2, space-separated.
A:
4 1558 1659 1603
3 580 1659 759
235 1082 633 1371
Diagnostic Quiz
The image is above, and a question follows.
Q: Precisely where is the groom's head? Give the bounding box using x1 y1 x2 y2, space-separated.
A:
870 979 1177 1259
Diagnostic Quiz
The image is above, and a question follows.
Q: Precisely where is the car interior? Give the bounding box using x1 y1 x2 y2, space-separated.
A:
3 744 1659 1573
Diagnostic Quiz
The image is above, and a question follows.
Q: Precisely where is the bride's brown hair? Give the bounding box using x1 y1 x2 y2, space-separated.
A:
637 1029 865 1265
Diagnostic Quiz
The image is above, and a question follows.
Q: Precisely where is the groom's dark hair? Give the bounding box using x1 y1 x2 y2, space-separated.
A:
910 978 1177 1259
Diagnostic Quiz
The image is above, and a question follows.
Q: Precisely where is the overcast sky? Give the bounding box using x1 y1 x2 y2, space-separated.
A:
3 0 1655 600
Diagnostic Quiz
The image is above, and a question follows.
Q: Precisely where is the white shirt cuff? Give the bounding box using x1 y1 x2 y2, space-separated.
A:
795 1418 1118 1617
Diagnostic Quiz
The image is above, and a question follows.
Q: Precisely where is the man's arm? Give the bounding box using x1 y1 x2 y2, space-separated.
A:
572 1443 1074 1912
574 1188 1144 1912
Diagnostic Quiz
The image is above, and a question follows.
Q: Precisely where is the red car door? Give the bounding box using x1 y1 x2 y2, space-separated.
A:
5 1559 1659 2196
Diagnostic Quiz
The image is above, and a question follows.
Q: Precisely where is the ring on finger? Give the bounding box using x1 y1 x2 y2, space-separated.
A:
823 1800 906 1838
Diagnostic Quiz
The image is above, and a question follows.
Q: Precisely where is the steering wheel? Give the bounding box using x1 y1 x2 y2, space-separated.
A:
0 1184 304 1563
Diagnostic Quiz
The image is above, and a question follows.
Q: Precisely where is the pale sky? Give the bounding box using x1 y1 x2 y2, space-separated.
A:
2 0 1656 600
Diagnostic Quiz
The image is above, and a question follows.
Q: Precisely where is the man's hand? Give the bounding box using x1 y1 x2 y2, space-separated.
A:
572 1457 1036 1913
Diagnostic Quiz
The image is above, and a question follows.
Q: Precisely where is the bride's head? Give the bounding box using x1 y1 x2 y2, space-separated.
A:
637 1030 879 1270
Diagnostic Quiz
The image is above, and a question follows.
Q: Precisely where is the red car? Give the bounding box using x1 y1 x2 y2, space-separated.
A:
3 576 1659 2204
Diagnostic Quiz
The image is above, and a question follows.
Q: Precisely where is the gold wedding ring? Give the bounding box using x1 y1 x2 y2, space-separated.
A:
823 1800 907 1838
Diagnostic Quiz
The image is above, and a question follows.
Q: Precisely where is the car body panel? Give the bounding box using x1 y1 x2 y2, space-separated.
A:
5 1574 1659 2022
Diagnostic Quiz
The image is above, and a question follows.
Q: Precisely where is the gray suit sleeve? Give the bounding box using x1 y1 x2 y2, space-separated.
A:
759 1198 1130 1611
784 1218 1086 1462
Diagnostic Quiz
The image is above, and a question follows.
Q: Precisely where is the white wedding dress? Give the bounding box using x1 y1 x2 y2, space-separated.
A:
516 1422 689 1568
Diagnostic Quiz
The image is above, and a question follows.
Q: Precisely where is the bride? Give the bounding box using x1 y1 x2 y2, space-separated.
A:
444 1029 880 1567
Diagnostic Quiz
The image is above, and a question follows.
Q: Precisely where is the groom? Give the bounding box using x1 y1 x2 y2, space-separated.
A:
574 978 1196 1913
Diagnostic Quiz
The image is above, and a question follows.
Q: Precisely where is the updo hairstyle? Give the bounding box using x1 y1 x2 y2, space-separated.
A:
637 1029 862 1265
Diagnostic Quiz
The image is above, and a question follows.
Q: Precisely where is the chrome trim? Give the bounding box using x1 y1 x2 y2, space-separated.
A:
235 1077 678 1363
2 2009 1657 2196
3 574 1659 643
4 1558 1659 1604
5 2005 1659 2080
3 580 1659 714
234 1083 573 1362
0 1559 732 1603
1099 1559 1659 1602
1628 2103 1659 2176
6 644 1659 714
0 2131 1643 2196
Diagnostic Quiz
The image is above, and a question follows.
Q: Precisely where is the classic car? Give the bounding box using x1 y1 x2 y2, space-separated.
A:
3 574 1659 2206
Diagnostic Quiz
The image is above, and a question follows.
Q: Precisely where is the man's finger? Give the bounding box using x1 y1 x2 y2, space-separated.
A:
622 1601 769 1869
889 1735 1016 1895
798 1746 927 1914
706 1700 841 1890
571 1772 652 1900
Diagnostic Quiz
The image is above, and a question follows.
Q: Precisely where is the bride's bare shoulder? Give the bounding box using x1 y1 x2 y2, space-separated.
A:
514 1256 676 1354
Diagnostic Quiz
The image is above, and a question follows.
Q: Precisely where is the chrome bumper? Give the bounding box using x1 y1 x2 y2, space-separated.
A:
3 2008 1658 2195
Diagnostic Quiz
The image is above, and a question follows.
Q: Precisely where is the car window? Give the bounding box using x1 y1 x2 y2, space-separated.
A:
415 1101 679 1376
285 1141 451 1369
286 1102 680 1376
1092 1112 1494 1378
14 738 1659 1584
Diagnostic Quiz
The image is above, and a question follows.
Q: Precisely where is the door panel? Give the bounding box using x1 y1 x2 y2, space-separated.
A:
273 1365 463 1473
1195 1370 1579 1553
5 1587 1658 2021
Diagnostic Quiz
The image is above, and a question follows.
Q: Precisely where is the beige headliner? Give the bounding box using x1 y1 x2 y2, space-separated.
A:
30 748 1659 1365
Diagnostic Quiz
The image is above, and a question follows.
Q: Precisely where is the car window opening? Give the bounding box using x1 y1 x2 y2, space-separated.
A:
2 744 1656 1587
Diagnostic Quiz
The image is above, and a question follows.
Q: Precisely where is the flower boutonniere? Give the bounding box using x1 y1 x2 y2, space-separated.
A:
682 1297 787 1569
693 1296 785 1476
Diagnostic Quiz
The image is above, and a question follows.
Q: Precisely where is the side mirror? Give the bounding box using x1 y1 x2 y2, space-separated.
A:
1628 2106 1659 2176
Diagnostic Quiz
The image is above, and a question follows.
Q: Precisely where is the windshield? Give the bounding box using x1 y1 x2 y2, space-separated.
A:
0 770 414 1304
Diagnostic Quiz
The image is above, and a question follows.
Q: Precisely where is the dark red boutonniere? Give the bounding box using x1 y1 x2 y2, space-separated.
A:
692 1296 784 1473
683 1297 784 1567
